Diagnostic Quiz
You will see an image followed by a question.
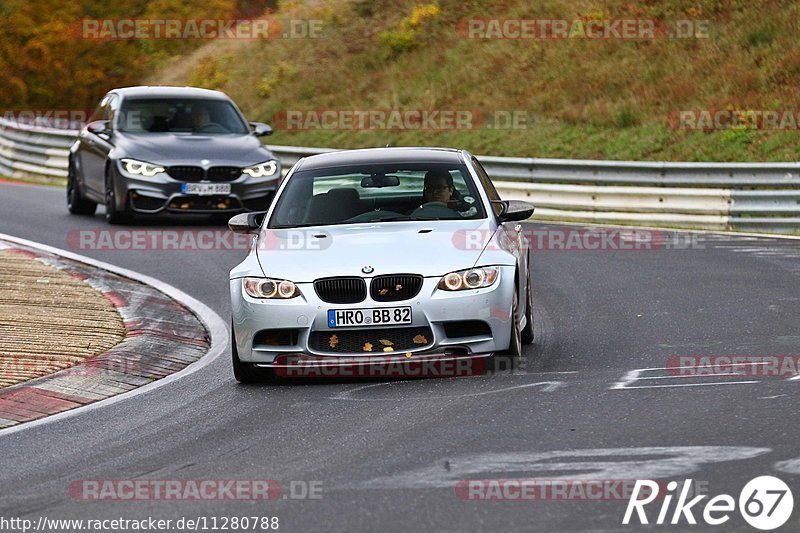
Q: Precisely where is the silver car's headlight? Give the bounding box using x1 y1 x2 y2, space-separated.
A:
121 158 165 177
438 267 500 291
243 277 301 299
242 160 278 178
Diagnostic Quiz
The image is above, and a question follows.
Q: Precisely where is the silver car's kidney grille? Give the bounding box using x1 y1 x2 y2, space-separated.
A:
314 277 367 304
167 166 242 182
370 275 423 302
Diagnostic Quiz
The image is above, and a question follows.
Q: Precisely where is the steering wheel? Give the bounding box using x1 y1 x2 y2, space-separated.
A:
411 202 460 218
345 210 406 222
196 122 229 133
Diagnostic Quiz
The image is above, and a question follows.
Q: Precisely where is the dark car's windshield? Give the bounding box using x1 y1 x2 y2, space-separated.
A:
117 98 249 135
268 162 486 228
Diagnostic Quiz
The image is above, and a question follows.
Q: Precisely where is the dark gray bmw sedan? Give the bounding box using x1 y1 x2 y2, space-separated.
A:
67 86 280 224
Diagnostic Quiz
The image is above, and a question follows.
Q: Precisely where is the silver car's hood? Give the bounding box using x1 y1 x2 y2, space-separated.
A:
255 219 499 281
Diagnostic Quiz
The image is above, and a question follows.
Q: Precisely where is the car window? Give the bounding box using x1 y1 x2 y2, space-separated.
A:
471 157 503 217
269 163 486 228
107 95 120 128
90 94 112 123
117 98 249 134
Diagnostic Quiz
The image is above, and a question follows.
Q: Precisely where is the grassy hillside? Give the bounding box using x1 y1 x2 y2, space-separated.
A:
145 0 800 161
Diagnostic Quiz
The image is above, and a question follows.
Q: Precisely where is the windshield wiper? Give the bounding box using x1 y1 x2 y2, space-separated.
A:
271 216 446 228
269 223 323 229
362 216 444 222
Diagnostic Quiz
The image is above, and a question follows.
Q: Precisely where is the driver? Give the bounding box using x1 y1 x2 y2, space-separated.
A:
421 169 455 205
191 104 212 131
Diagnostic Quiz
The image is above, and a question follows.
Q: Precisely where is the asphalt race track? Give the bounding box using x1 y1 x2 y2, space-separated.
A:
2 181 799 532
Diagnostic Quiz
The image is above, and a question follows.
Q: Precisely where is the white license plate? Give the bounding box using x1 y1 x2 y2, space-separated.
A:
181 183 231 195
328 307 412 327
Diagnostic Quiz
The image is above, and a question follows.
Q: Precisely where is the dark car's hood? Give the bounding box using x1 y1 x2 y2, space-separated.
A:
112 133 273 166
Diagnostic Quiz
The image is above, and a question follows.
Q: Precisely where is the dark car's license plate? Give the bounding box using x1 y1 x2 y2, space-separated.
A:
182 183 231 195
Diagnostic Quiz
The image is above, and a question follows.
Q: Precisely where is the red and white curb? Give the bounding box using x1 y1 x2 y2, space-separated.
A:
0 233 227 436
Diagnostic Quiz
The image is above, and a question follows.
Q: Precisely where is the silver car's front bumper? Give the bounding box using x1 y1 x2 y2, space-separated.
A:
230 267 516 365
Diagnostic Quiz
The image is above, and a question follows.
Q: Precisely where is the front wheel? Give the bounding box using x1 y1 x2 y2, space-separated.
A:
490 287 522 374
105 170 132 225
231 322 276 384
521 268 534 345
67 162 97 215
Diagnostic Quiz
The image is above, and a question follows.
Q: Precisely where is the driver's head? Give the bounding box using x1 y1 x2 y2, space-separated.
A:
191 104 211 128
423 170 454 203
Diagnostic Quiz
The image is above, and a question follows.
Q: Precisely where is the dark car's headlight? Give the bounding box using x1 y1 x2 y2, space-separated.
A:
243 277 301 299
438 267 500 291
242 160 278 178
121 158 165 177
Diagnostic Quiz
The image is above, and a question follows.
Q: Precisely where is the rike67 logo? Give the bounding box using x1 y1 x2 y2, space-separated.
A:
623 476 794 530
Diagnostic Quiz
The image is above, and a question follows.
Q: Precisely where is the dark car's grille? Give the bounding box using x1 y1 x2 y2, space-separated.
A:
309 326 433 353
370 274 423 302
166 166 204 181
166 166 242 182
314 277 367 304
207 166 243 181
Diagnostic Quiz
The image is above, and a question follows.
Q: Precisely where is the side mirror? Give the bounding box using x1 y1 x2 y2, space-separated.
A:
250 122 273 137
228 211 268 233
87 120 110 135
495 200 535 222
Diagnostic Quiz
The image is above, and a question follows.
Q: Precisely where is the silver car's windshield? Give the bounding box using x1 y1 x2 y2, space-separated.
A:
268 163 486 228
117 98 250 135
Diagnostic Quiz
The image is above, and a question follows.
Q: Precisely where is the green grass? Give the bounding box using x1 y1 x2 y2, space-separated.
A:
145 0 800 162
0 175 65 187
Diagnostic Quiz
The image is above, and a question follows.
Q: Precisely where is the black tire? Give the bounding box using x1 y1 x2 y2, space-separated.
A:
105 169 132 225
490 286 522 374
231 322 276 384
521 267 535 345
66 162 97 215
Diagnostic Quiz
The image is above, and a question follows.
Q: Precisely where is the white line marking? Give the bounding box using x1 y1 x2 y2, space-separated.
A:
775 458 800 475
610 367 760 390
331 380 565 401
0 232 228 438
359 446 772 489
630 372 761 380
615 381 759 390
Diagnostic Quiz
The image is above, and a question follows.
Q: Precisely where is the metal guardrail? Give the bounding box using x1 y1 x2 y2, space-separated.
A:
1 117 798 232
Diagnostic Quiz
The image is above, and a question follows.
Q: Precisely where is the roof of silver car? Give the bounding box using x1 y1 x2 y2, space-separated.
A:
296 147 465 170
109 86 232 100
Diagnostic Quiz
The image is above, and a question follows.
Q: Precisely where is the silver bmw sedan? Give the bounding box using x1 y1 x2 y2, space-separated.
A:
228 147 534 383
